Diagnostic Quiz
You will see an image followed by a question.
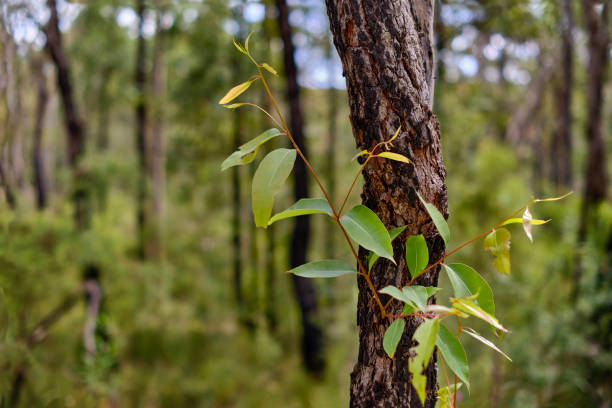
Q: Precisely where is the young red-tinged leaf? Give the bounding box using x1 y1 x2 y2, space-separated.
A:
290 260 356 278
251 149 296 227
409 318 440 405
436 323 470 391
340 205 394 263
219 81 252 105
375 152 412 164
261 62 278 75
383 319 405 358
451 297 508 332
416 192 450 245
463 327 512 361
405 234 429 278
369 226 407 271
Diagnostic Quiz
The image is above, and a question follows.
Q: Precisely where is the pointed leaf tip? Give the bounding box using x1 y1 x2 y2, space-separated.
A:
219 81 252 105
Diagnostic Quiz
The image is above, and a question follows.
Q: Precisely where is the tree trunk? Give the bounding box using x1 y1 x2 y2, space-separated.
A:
550 0 574 188
276 0 325 374
33 57 49 210
135 0 150 259
325 1 447 406
44 0 88 228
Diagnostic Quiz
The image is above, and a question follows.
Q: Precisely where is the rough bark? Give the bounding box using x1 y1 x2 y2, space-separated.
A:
44 0 88 227
276 0 325 374
325 1 447 406
550 0 574 188
32 57 49 210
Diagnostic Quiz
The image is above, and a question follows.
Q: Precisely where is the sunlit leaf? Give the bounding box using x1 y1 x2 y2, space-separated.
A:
462 327 512 361
375 152 411 164
417 193 450 245
233 37 247 54
351 150 368 162
388 125 401 143
219 80 252 105
484 228 511 274
436 324 470 391
251 149 296 228
534 191 572 202
340 205 394 262
409 318 440 405
501 218 550 226
261 62 278 75
424 304 468 317
223 103 247 109
405 234 429 278
368 226 406 271
290 260 356 278
451 298 507 332
383 319 405 358
443 263 494 317
269 198 333 225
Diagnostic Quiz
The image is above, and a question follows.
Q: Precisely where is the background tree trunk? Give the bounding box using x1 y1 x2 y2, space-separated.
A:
32 56 49 210
325 1 447 406
276 0 325 374
550 0 574 189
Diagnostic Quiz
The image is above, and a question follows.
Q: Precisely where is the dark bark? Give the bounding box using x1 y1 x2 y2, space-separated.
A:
44 0 88 228
325 1 447 406
32 57 49 210
276 0 325 374
135 0 151 259
550 0 574 188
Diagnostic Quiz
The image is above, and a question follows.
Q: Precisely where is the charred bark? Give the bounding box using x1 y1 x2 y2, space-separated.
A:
276 0 325 374
550 0 574 188
325 1 447 406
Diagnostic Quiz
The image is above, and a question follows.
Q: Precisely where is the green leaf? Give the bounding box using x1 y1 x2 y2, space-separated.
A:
380 286 409 304
340 205 394 262
223 103 247 109
463 327 512 361
244 31 254 52
290 260 356 278
233 37 248 54
221 129 283 171
443 263 495 317
436 324 470 391
501 218 550 226
405 235 429 278
484 228 511 274
409 318 440 405
375 152 411 163
383 319 405 358
252 149 296 228
437 383 463 408
451 298 507 332
368 225 406 271
269 198 333 225
380 285 439 312
351 150 368 161
416 192 450 245
261 62 278 75
219 80 252 105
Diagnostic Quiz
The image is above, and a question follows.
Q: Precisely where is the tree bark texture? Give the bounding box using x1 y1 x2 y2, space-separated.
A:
44 0 88 228
325 1 447 406
276 0 325 374
550 0 574 188
33 57 49 210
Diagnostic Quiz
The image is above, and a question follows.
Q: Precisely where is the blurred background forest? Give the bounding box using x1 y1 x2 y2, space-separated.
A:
0 0 611 407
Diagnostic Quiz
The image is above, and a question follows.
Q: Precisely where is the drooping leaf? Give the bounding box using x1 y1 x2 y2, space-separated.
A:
251 149 296 228
368 225 407 271
416 192 450 245
388 125 401 143
219 80 253 105
451 298 507 332
405 235 429 278
409 318 440 404
484 228 511 274
436 324 470 391
290 260 356 278
233 37 247 54
261 62 278 75
442 263 495 317
340 205 394 262
221 128 283 171
383 319 405 358
269 198 333 225
463 327 512 361
534 191 572 202
375 152 411 164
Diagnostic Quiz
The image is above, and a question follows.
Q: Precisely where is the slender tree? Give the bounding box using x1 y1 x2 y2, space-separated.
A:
32 56 49 210
325 1 447 406
276 0 325 373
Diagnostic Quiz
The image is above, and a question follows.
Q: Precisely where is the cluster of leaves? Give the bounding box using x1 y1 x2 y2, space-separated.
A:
218 36 568 407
